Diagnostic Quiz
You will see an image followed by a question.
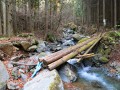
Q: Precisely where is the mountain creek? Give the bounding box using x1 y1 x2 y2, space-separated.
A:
0 28 120 90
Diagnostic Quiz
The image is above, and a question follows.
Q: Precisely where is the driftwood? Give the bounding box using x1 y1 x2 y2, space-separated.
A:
48 38 99 70
40 36 97 64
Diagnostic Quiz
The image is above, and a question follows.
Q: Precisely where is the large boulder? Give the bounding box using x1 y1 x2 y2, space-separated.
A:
59 63 78 83
0 61 9 90
24 69 64 90
20 41 31 51
0 42 13 56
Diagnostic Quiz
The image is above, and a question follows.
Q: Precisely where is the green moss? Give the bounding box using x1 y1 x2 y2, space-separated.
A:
99 56 109 63
46 33 56 42
104 48 111 56
17 33 34 38
49 71 61 90
78 38 89 43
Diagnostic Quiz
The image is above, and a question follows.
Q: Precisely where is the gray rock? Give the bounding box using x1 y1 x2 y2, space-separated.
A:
0 61 9 90
72 34 82 41
37 41 48 52
21 41 31 51
7 81 19 90
24 69 64 90
59 63 78 83
91 81 104 88
27 45 37 52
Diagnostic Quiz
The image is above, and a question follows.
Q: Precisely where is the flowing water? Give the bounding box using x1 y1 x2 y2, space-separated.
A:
71 65 120 90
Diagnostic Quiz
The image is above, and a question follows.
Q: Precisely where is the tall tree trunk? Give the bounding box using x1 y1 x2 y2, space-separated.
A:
7 0 13 36
2 0 7 35
44 0 49 39
0 0 2 35
13 0 17 35
114 0 117 30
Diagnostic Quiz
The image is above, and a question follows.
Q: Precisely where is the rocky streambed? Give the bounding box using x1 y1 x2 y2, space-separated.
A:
0 29 120 90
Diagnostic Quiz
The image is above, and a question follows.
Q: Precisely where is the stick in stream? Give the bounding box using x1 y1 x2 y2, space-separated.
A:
48 38 99 70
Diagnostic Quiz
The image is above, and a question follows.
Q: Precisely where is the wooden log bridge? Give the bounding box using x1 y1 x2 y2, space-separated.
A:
38 33 104 70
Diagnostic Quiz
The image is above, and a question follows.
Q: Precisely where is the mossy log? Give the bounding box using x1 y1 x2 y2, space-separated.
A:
40 35 97 64
48 38 99 70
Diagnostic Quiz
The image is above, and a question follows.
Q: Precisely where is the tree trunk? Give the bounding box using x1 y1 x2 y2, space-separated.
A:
2 0 7 35
7 0 13 36
44 0 49 39
0 0 2 35
114 0 117 30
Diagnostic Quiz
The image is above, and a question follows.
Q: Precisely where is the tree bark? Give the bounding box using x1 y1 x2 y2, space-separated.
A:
0 0 2 35
7 0 14 36
2 0 7 35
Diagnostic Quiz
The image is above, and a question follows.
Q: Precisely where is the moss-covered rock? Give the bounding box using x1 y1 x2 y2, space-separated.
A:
24 69 64 90
65 22 77 31
46 33 56 42
99 56 109 64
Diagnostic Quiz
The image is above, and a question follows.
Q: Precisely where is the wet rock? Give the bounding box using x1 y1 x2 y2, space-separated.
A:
10 54 23 61
27 45 37 52
91 81 104 88
63 40 74 46
7 81 19 90
0 61 9 90
59 63 78 83
0 42 13 56
99 56 109 64
72 34 83 41
24 69 64 90
21 41 31 51
82 59 94 67
37 41 48 52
